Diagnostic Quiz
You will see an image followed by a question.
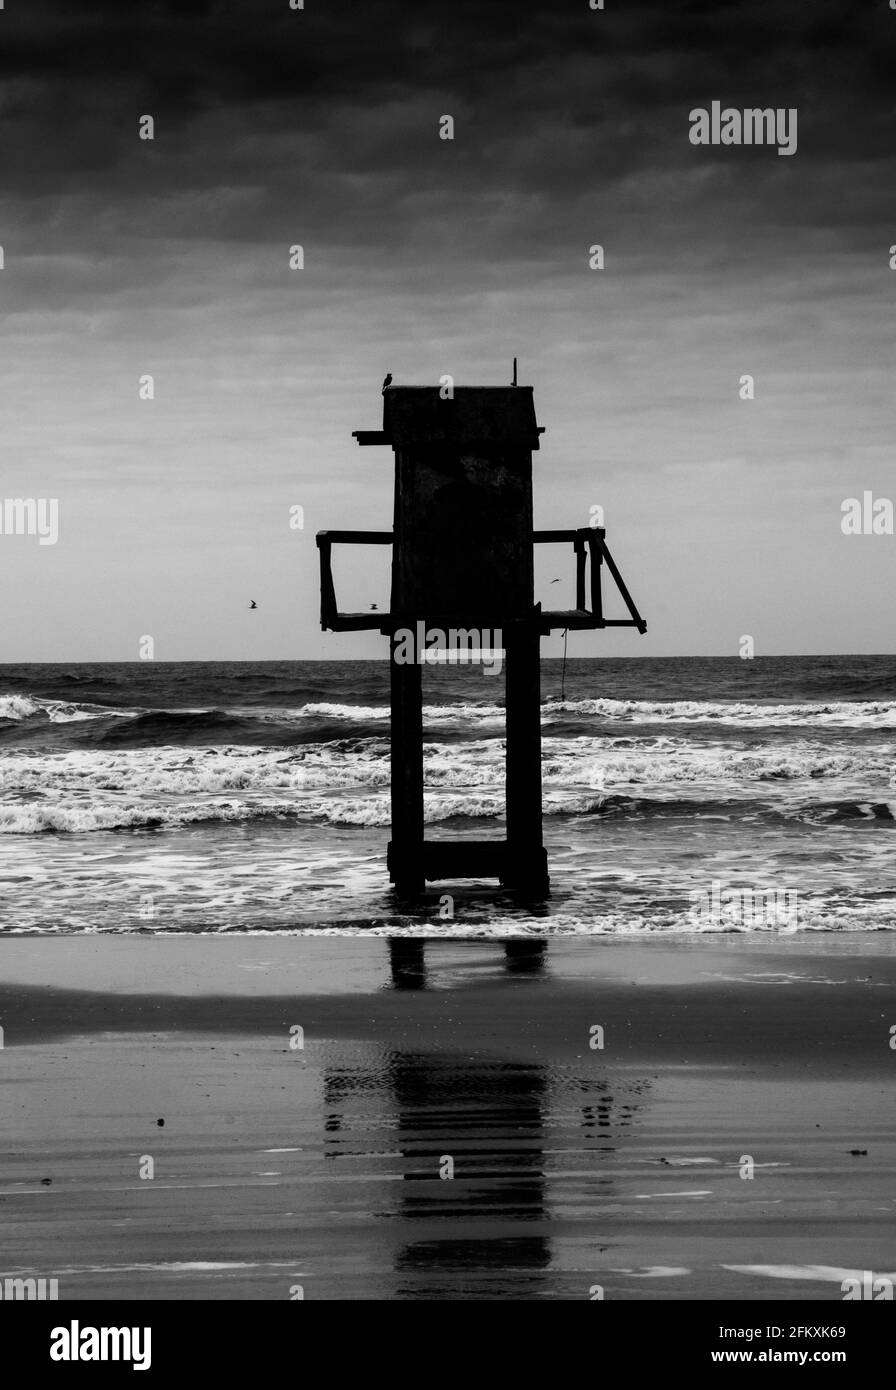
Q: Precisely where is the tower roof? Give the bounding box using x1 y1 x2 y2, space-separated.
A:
353 386 544 449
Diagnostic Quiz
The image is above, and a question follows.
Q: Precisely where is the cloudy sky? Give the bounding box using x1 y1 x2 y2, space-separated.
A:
0 0 893 661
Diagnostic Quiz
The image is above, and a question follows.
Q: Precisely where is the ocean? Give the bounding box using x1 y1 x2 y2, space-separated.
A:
0 656 893 935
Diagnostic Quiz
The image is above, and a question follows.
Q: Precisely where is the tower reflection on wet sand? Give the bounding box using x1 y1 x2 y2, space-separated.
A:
387 937 547 988
320 941 644 1298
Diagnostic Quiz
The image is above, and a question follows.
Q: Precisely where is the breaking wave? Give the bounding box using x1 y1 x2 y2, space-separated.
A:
1 692 894 753
1 786 892 835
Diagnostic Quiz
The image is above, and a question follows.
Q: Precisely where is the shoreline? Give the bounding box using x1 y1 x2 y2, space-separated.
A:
1 934 893 1299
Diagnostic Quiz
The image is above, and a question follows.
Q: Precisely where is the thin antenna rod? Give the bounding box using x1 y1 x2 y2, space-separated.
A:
512 357 518 386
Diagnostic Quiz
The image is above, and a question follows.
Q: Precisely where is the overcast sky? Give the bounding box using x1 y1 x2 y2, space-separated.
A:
0 0 893 662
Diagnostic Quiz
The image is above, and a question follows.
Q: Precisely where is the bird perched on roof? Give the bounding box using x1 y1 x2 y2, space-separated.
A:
382 373 393 392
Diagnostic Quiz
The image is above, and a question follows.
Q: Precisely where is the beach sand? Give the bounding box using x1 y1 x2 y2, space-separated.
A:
0 933 893 1300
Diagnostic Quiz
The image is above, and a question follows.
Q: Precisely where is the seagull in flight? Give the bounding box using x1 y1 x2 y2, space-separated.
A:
249 600 257 609
382 373 393 392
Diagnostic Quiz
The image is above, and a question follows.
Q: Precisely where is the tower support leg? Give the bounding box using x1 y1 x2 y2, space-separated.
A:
504 621 549 895
387 637 425 897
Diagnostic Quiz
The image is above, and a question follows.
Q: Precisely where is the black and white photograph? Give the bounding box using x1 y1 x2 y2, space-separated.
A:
0 0 894 1357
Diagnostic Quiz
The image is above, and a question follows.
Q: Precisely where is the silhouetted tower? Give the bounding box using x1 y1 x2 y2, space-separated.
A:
316 380 646 897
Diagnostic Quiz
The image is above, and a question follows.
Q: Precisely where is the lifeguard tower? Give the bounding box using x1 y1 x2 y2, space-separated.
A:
316 379 646 897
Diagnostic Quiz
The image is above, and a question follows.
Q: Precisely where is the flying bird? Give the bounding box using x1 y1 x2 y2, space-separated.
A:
370 603 378 611
382 373 393 392
249 600 257 609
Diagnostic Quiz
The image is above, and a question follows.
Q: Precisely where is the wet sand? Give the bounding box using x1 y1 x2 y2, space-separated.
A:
0 934 894 1300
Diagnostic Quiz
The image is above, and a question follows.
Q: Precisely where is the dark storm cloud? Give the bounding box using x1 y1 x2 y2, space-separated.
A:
0 0 892 331
2 0 894 195
0 0 892 323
